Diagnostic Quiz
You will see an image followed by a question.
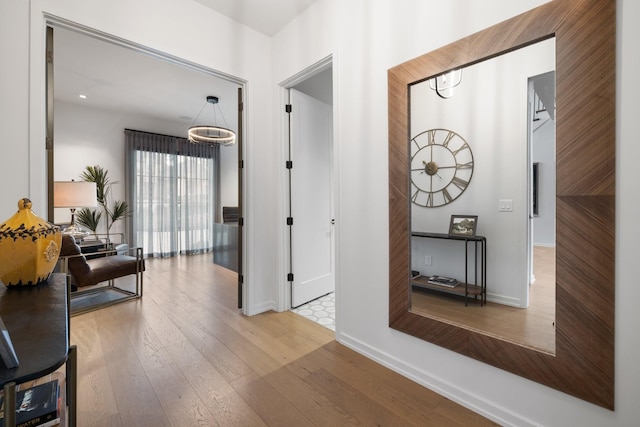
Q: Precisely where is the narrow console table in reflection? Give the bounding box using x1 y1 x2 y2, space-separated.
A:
411 232 487 306
0 273 77 426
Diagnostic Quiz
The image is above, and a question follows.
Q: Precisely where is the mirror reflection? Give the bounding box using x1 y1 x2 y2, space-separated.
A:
408 38 556 354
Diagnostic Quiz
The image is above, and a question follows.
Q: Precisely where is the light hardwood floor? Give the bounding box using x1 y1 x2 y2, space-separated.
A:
411 246 556 354
70 253 497 426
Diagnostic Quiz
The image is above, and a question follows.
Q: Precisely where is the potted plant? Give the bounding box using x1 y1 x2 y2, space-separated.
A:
75 165 131 242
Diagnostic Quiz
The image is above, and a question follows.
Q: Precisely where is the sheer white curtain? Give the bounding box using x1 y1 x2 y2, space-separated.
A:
125 130 219 258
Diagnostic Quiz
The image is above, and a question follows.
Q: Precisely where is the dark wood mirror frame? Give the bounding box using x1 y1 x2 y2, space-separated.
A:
388 0 615 410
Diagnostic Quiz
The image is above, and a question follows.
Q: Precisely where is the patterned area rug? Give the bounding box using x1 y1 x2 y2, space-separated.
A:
291 292 335 331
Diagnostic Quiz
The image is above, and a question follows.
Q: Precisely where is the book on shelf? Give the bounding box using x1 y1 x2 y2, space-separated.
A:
427 275 459 288
0 379 59 427
32 418 60 427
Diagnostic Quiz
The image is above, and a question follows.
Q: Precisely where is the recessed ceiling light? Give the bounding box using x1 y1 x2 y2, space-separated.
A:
79 94 87 99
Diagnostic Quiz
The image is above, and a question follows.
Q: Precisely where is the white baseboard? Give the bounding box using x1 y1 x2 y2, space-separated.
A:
244 300 276 316
486 293 524 308
533 242 556 248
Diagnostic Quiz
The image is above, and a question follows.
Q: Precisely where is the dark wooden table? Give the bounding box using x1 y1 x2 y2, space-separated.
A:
0 273 76 426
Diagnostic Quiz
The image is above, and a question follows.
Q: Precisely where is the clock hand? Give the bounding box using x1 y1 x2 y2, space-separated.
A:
422 160 442 180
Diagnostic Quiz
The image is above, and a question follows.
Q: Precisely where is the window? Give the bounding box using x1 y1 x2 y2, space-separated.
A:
126 130 219 257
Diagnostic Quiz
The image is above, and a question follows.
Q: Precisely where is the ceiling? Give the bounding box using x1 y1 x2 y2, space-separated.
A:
195 0 319 36
54 26 241 130
53 0 320 134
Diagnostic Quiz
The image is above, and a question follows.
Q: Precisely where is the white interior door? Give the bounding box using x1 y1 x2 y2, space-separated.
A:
289 88 334 307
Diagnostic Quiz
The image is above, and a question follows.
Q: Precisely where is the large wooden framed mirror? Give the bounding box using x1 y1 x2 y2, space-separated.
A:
388 0 615 410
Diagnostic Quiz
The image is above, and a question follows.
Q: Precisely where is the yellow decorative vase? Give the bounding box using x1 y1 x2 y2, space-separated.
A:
0 198 62 286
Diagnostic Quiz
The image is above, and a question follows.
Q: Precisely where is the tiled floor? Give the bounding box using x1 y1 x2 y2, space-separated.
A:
291 292 335 331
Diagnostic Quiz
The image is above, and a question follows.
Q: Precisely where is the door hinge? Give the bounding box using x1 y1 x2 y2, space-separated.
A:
45 136 53 150
285 104 292 113
239 274 244 284
286 217 293 226
239 159 244 169
286 160 293 169
239 217 244 227
287 273 294 282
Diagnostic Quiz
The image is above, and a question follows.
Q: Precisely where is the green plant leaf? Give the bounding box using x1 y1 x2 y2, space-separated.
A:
80 165 112 206
75 208 102 232
78 164 129 237
106 200 131 230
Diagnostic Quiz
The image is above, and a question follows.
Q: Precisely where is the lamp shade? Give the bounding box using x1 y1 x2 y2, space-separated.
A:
53 181 97 208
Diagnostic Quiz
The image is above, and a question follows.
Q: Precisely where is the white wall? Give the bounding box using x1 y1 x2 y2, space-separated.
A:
53 101 131 232
273 0 640 426
0 0 30 216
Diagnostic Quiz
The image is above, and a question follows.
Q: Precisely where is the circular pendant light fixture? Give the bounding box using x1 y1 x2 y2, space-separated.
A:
188 95 236 145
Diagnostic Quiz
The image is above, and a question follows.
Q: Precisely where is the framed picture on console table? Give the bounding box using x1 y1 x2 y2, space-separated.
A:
448 215 477 237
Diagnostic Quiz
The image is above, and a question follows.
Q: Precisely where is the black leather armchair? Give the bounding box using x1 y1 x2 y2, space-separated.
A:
59 234 144 315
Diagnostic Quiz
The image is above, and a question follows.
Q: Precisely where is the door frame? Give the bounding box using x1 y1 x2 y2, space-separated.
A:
527 71 556 304
42 16 250 312
527 78 535 297
278 55 339 315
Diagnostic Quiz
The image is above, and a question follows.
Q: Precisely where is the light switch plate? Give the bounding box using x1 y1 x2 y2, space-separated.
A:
499 199 513 212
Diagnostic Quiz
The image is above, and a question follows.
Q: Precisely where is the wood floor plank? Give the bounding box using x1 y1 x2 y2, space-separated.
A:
292 341 497 426
145 362 219 426
69 253 496 426
152 294 287 378
287 344 439 419
262 310 335 347
176 360 266 427
154 300 256 384
231 375 316 426
262 359 361 426
93 305 171 426
70 313 122 426
303 367 411 426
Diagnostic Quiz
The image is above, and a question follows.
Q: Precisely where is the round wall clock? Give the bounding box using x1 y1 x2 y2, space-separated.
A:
410 128 474 207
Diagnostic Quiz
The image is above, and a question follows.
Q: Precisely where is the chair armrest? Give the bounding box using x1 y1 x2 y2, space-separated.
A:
57 253 83 275
58 247 143 273
60 246 142 258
